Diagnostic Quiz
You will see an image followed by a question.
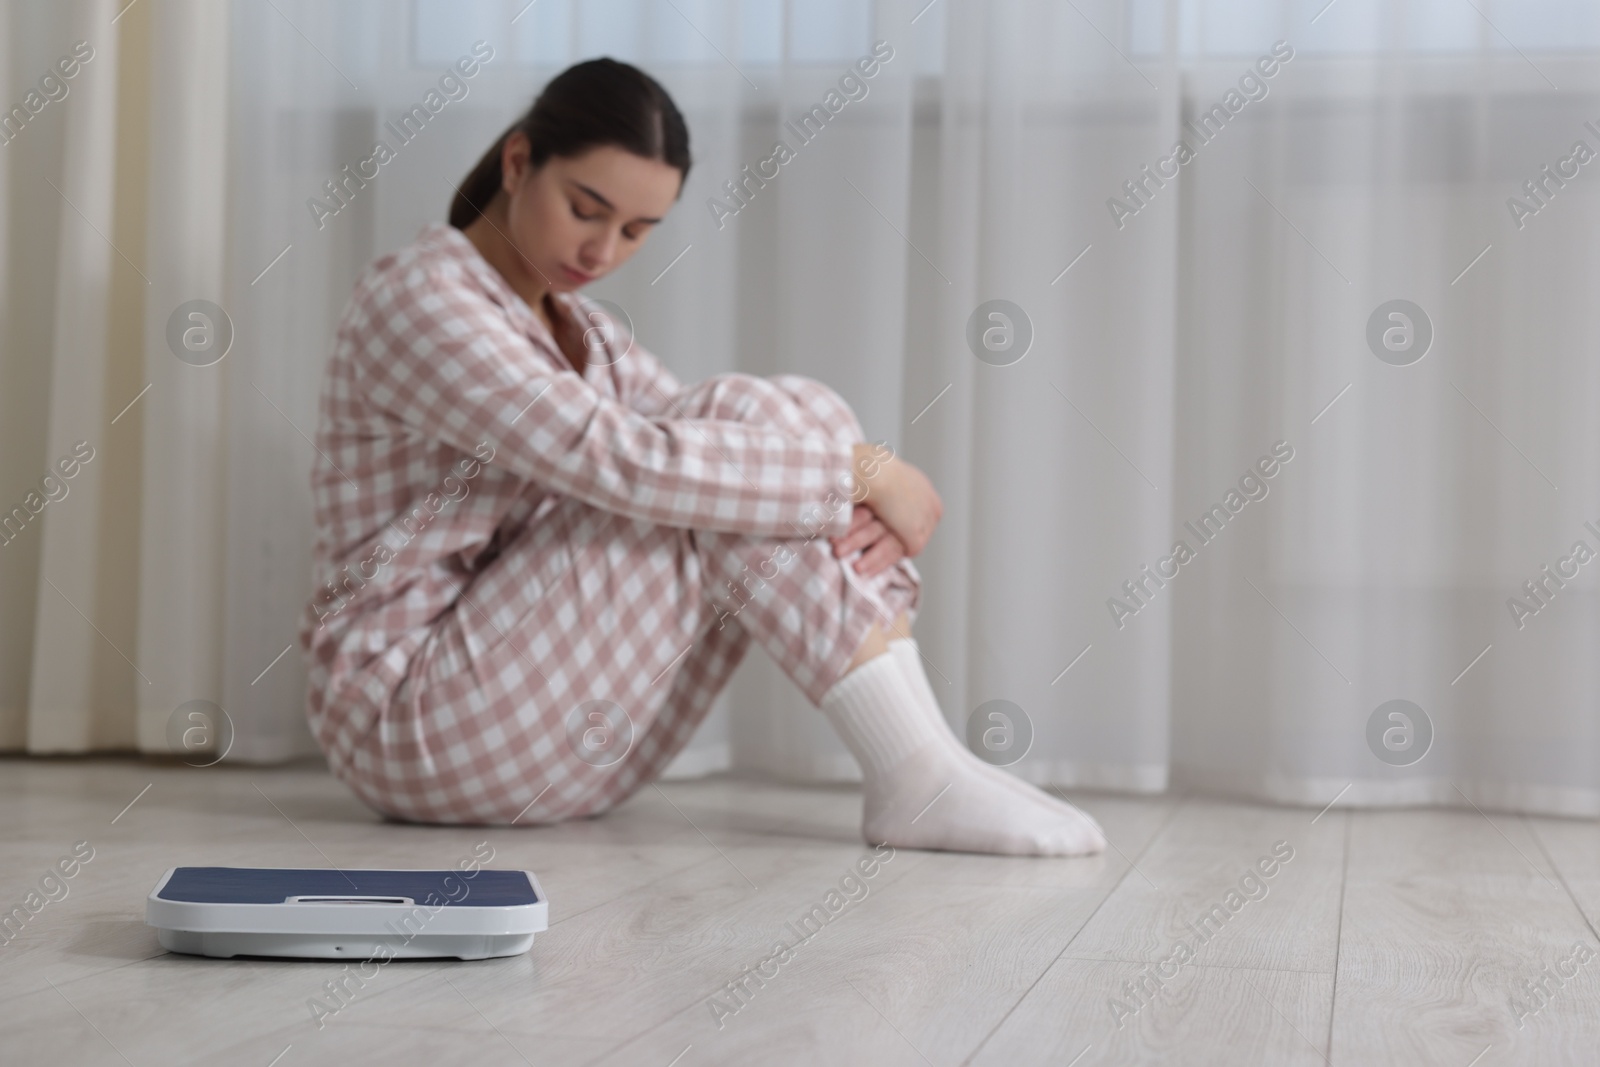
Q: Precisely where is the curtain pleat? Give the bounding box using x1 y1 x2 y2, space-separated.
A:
25 0 121 751
133 0 242 755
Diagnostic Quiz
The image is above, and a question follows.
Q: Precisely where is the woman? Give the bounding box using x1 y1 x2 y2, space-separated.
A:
298 58 1104 857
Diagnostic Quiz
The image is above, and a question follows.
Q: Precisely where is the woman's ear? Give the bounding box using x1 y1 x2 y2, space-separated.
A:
501 130 530 195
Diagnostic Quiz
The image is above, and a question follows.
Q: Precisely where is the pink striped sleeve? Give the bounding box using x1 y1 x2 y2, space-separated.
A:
353 260 857 539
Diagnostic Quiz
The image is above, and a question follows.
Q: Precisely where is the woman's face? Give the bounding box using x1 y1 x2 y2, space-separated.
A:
499 133 682 292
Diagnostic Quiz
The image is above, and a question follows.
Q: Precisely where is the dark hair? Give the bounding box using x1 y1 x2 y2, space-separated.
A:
449 57 691 229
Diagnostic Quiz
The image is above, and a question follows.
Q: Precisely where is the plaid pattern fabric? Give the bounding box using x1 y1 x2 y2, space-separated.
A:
298 222 921 824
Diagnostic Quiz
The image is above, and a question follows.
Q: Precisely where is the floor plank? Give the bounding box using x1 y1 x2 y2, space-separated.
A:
971 960 1333 1066
1063 798 1346 977
1329 810 1600 1066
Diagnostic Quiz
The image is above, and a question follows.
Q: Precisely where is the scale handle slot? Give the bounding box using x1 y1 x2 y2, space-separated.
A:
285 895 416 905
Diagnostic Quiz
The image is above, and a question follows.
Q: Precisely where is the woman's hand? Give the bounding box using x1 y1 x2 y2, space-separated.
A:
830 503 908 577
849 443 942 558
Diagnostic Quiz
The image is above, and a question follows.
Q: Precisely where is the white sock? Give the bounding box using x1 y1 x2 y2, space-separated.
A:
817 647 946 777
886 637 985 760
818 651 1105 856
887 637 1107 842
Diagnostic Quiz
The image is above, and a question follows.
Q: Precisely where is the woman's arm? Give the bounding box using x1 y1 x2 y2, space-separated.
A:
848 443 942 558
353 262 857 540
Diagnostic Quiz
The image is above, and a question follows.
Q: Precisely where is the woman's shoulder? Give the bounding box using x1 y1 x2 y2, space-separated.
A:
340 222 514 340
352 222 479 303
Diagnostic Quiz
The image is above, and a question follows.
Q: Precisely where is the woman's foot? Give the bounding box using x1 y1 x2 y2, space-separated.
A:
861 735 1106 856
818 650 1105 857
888 637 1108 835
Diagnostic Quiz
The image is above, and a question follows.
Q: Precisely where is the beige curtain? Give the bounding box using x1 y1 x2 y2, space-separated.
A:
1 0 308 760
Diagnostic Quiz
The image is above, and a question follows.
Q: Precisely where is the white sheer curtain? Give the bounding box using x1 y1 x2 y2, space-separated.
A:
1150 2 1600 815
5 0 1600 816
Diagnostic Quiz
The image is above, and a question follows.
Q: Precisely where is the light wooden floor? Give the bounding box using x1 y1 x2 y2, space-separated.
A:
2 758 1599 1066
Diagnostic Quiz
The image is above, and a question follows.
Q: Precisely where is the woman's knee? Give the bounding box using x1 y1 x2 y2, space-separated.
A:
770 374 865 446
682 372 864 444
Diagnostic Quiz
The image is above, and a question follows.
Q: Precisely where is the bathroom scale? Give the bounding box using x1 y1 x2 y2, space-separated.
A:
146 866 548 961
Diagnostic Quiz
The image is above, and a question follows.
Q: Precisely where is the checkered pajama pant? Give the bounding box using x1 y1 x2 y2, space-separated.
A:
333 373 923 825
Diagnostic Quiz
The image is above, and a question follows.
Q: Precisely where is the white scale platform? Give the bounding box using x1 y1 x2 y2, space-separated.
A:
146 866 548 961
